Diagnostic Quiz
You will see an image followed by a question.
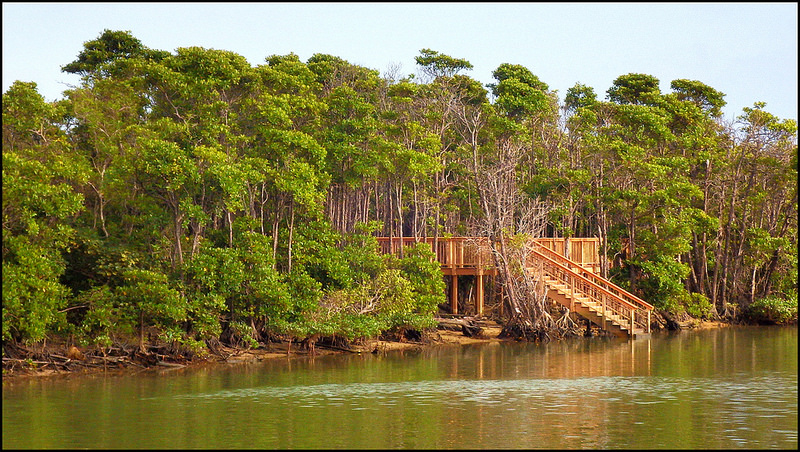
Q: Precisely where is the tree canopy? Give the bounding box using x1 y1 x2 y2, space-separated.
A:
3 32 796 351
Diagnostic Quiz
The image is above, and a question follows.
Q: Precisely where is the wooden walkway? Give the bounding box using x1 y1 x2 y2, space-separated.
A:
377 237 652 339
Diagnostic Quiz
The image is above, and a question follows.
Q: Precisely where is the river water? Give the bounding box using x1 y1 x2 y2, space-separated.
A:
2 325 797 449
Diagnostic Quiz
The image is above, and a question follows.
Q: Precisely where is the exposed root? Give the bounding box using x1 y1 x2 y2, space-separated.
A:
2 341 189 375
555 311 577 329
498 321 552 342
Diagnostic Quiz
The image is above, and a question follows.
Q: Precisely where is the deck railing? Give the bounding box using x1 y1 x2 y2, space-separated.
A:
376 237 602 271
528 241 652 334
376 237 495 271
532 238 601 273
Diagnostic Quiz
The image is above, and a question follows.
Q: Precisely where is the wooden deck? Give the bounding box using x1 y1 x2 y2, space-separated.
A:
377 237 652 339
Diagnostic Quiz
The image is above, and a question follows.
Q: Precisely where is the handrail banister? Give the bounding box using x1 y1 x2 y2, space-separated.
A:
530 241 654 311
532 247 649 333
530 247 644 313
533 250 630 329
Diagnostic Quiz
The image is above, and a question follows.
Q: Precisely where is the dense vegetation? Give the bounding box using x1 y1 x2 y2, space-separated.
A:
3 30 797 354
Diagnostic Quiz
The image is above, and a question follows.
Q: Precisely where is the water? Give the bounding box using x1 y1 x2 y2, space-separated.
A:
3 326 797 449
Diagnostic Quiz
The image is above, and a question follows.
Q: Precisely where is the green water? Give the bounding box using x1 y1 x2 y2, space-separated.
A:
3 325 797 449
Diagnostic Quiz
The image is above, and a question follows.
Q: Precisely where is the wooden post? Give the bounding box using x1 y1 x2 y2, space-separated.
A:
601 297 606 331
476 274 484 316
451 274 458 314
447 240 454 267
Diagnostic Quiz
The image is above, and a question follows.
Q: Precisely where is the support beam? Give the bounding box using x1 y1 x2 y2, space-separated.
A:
476 274 484 316
451 274 458 314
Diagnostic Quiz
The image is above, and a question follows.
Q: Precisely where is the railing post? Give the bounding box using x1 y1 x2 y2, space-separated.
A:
601 294 606 331
630 308 635 335
448 240 454 267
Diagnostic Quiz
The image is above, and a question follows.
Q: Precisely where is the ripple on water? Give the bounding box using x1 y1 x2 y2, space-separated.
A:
164 373 796 421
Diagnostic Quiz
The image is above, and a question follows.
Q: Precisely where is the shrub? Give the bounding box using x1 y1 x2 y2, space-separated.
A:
680 292 713 319
746 292 798 324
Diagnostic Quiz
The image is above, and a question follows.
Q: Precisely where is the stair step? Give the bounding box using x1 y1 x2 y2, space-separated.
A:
539 268 651 339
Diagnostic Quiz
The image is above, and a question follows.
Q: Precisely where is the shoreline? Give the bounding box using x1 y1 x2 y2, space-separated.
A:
1 325 507 382
0 318 740 382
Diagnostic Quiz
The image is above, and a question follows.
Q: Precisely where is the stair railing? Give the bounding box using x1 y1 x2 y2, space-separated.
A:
531 241 653 308
528 243 652 334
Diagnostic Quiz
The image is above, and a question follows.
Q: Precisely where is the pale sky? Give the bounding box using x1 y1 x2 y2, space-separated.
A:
3 2 798 122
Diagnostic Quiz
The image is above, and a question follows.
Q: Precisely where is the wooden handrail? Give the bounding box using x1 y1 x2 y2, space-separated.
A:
530 241 654 310
528 247 651 333
530 248 640 311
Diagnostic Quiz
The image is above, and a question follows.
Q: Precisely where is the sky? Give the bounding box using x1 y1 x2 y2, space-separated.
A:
3 2 798 122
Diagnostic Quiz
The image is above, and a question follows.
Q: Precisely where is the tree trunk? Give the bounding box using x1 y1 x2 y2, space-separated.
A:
287 203 295 273
138 310 145 353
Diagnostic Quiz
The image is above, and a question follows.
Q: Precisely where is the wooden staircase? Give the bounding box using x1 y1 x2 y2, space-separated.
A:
376 236 653 339
528 241 653 339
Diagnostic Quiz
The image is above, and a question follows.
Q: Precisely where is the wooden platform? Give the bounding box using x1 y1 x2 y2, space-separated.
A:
377 236 653 339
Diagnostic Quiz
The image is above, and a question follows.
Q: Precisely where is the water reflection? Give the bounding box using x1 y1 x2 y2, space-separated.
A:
3 326 797 449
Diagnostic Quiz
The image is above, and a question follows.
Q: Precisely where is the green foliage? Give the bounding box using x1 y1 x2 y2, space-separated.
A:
74 285 120 347
491 63 549 92
2 237 71 342
607 73 661 105
629 255 691 310
116 268 186 330
298 237 442 340
62 29 168 77
565 83 597 112
669 79 726 117
415 48 473 79
678 292 713 319
2 152 85 236
391 243 446 319
2 82 86 343
316 267 429 340
489 63 553 119
319 84 382 186
746 292 798 324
